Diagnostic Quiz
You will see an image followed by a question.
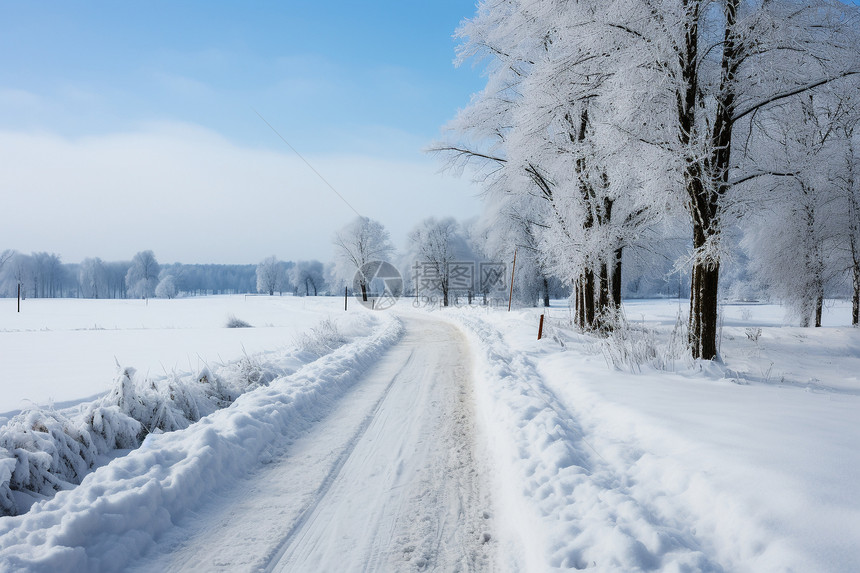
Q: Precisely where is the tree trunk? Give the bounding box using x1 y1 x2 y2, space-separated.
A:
575 274 586 329
689 259 720 360
543 276 550 308
815 294 823 328
686 0 740 361
853 261 859 326
360 282 368 302
612 246 623 308
584 267 595 328
598 260 610 315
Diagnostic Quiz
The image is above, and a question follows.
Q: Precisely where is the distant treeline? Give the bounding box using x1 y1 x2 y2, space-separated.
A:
0 250 257 299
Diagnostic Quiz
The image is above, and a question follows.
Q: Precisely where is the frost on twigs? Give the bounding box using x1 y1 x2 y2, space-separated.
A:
0 357 281 516
599 310 692 373
0 316 363 516
296 318 347 357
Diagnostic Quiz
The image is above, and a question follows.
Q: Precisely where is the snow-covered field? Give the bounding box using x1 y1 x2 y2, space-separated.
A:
0 295 858 572
0 296 350 421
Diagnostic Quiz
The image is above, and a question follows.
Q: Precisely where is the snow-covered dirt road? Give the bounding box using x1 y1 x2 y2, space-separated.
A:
129 315 494 572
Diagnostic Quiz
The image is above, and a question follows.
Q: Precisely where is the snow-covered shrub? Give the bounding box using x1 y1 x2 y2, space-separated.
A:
296 318 347 357
0 406 141 515
216 354 280 392
226 314 252 328
0 317 359 516
600 311 691 372
0 365 260 516
745 327 762 342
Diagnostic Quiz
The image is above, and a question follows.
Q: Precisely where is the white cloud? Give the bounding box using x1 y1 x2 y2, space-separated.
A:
0 123 481 264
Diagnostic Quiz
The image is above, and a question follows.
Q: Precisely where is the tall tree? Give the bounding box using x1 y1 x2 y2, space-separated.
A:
443 0 860 357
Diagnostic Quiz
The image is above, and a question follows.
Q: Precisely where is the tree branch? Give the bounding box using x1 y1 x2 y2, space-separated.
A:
732 71 860 124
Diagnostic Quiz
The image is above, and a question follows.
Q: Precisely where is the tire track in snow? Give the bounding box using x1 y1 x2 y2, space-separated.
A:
270 316 494 572
260 350 416 573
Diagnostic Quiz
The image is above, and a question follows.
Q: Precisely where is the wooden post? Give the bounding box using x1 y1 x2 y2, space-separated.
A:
508 248 518 312
17 283 21 313
538 313 545 340
344 286 348 311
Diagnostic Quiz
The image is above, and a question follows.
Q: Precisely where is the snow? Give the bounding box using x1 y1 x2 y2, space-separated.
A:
441 299 860 571
0 296 350 419
0 303 402 571
1 295 859 571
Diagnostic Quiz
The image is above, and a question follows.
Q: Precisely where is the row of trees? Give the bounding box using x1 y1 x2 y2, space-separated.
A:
0 249 265 299
434 0 860 358
331 215 569 307
254 257 328 297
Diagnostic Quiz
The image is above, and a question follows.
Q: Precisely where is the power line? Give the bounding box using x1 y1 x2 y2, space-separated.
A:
253 108 363 218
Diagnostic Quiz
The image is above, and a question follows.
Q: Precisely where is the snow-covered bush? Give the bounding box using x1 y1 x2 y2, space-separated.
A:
225 314 252 328
600 311 691 373
0 316 360 517
296 318 347 357
0 361 273 516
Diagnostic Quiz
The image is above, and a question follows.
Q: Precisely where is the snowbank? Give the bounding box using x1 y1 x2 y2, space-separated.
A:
442 302 860 572
0 313 402 572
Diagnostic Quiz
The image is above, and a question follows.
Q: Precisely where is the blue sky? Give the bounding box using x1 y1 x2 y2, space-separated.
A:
0 1 484 263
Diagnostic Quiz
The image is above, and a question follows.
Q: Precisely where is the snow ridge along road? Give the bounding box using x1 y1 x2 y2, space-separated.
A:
0 314 403 573
129 315 494 573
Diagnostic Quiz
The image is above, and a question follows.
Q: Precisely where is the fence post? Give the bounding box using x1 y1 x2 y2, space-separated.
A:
344 286 348 311
538 313 545 340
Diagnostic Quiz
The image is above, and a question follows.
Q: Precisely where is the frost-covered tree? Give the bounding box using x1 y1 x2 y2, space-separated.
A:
125 250 160 299
291 260 326 296
440 0 860 357
256 256 282 296
839 119 860 326
333 217 394 302
409 217 471 307
0 250 11 274
30 252 64 298
742 92 854 326
78 257 107 299
435 0 664 328
155 275 177 299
